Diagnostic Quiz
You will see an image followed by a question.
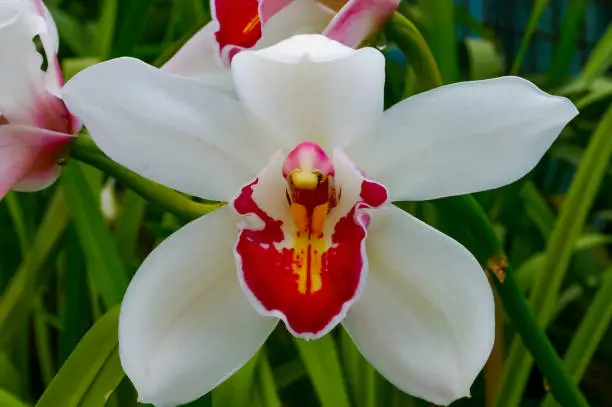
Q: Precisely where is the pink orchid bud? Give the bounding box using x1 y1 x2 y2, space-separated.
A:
0 0 77 199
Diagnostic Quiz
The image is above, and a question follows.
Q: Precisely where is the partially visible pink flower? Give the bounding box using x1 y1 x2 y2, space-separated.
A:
0 0 78 199
162 0 399 90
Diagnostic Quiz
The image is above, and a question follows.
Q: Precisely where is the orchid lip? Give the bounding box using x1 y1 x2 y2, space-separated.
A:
232 142 389 339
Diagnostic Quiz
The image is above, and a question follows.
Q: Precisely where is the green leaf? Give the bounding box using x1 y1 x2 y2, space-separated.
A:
0 352 22 396
47 6 93 57
575 23 612 90
79 348 124 407
418 0 458 83
547 0 589 85
62 162 129 309
516 233 612 291
463 37 503 80
96 0 118 58
35 306 120 407
294 336 350 407
0 191 68 348
114 189 147 267
256 356 281 407
113 0 154 57
213 353 260 407
62 58 102 81
541 268 612 407
33 298 55 386
510 0 549 74
497 104 612 407
4 193 32 255
0 388 28 407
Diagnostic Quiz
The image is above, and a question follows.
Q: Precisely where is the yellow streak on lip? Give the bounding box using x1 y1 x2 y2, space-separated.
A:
292 233 326 295
242 14 260 34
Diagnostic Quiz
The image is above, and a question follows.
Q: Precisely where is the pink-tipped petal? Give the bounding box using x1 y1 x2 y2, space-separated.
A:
0 124 73 198
260 0 293 22
323 0 400 47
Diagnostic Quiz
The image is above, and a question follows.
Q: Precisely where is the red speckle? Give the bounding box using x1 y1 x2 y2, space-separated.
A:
361 179 388 208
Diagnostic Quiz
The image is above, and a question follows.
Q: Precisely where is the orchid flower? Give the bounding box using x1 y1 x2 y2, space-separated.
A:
0 0 78 199
162 0 399 89
62 34 578 407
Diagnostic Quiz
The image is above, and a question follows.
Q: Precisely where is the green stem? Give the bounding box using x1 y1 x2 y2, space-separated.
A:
70 138 220 222
384 12 443 93
541 268 612 407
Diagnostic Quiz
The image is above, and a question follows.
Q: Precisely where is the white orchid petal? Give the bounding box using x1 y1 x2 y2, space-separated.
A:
120 206 278 407
0 1 47 123
62 57 277 201
162 21 234 92
232 34 384 151
256 0 334 49
354 76 578 201
343 205 494 406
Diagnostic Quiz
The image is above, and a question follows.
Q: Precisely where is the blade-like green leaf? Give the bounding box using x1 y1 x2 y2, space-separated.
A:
114 189 147 268
541 268 612 407
0 388 28 407
213 352 260 407
0 191 68 348
62 162 128 309
463 37 503 80
79 348 124 407
256 356 281 407
35 306 120 407
510 0 549 74
547 0 589 85
418 0 458 83
294 336 350 407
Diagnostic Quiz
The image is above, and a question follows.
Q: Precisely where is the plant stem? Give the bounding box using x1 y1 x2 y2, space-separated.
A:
70 137 220 222
384 12 443 93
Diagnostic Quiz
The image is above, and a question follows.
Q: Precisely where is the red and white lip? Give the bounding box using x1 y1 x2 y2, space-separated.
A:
63 33 577 407
233 143 388 339
0 0 76 199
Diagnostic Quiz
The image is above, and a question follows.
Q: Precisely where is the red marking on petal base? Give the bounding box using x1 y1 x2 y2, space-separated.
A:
233 176 388 337
213 0 263 54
